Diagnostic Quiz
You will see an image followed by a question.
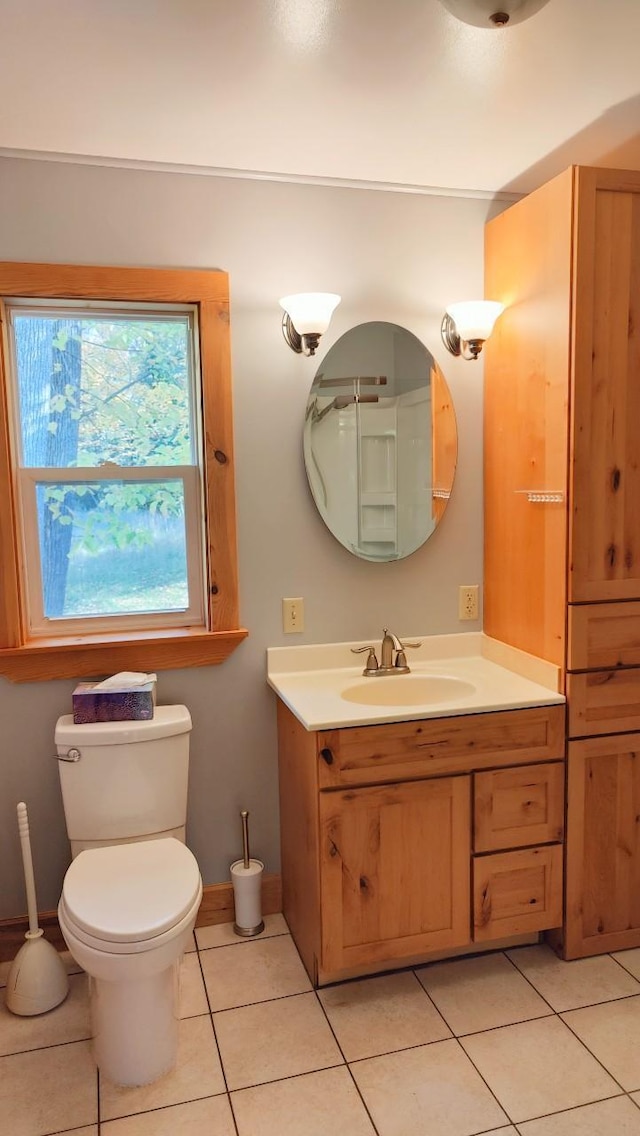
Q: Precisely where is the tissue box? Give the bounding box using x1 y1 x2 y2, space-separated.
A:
72 680 156 724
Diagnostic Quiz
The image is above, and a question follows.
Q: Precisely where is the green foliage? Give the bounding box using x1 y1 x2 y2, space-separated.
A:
29 315 193 567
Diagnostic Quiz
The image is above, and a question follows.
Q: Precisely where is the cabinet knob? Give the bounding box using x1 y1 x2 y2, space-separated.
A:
320 747 334 766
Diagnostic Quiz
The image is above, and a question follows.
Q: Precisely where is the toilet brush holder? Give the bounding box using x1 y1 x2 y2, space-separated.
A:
231 809 264 936
231 859 265 936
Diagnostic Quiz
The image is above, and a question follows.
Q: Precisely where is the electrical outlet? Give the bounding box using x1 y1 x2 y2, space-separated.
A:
282 597 304 634
459 585 479 621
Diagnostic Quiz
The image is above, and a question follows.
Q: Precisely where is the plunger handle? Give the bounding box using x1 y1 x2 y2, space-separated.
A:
240 810 250 869
16 803 39 936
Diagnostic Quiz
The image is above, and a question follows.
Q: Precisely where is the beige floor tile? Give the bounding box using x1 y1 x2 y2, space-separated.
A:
417 952 551 1035
351 1038 508 1136
0 973 90 1057
100 1015 225 1120
201 934 311 1011
612 948 640 981
215 991 342 1090
319 970 450 1060
101 1094 236 1135
0 1039 98 1136
178 953 209 1018
232 1066 376 1136
461 1016 619 1123
562 995 640 1091
517 1095 640 1135
196 914 289 950
507 945 640 1011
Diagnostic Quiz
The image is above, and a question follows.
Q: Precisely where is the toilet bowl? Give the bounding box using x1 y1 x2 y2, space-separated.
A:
58 837 202 1086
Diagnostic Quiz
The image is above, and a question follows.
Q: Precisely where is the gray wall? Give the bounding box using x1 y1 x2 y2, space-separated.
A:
0 156 488 917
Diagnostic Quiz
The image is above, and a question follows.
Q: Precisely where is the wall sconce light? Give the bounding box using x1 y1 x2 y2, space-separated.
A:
441 300 504 361
279 293 341 356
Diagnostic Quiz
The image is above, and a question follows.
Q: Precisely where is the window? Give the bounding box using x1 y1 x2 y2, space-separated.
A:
0 264 246 682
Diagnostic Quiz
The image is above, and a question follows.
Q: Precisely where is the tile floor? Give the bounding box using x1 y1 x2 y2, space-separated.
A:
4 918 640 1134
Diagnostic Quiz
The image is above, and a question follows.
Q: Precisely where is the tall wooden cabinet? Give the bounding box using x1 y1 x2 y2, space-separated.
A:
484 165 640 959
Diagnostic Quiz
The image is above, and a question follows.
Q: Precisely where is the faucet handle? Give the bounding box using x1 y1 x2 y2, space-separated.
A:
393 638 421 670
351 645 379 674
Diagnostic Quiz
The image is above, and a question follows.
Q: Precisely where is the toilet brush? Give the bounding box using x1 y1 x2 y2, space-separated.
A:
5 802 69 1016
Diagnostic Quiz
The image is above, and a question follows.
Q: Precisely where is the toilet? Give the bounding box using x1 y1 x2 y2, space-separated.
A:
55 705 203 1087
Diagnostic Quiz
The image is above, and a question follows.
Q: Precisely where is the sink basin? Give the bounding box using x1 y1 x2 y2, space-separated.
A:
341 675 477 707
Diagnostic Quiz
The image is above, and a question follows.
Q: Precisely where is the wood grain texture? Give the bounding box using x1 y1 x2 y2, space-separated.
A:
0 262 245 678
0 262 229 303
569 168 640 601
317 705 565 788
319 775 471 975
474 762 565 852
567 669 640 738
473 844 563 940
565 734 640 958
484 166 573 667
199 300 240 631
0 628 248 682
568 601 640 670
0 300 23 647
277 700 321 984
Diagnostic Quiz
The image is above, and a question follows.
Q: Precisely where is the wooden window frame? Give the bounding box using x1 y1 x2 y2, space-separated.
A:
0 262 247 682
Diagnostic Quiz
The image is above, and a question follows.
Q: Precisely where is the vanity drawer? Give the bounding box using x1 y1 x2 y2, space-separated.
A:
568 601 640 671
567 669 640 737
473 844 563 941
474 762 565 852
317 704 565 788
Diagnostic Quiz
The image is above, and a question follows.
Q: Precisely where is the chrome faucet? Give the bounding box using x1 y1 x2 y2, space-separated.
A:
351 629 421 676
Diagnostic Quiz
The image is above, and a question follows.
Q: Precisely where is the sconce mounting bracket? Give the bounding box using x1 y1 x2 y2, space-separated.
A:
281 313 320 357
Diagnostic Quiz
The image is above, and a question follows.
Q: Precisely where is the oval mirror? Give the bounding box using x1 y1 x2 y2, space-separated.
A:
303 322 457 561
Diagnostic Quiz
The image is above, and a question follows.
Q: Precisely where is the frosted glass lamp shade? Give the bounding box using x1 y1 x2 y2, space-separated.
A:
446 301 504 341
279 293 341 356
279 293 341 335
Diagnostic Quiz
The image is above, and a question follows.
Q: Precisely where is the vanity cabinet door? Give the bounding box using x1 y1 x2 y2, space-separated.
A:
569 170 640 603
319 775 471 975
565 734 640 958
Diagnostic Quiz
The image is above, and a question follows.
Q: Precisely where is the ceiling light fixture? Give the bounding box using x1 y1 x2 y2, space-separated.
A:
438 0 551 28
279 293 341 356
441 301 504 361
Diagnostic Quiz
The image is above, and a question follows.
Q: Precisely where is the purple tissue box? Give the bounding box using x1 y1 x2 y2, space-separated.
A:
72 681 156 724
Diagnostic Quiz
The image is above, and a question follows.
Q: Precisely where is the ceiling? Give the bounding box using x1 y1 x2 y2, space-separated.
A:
1 0 639 197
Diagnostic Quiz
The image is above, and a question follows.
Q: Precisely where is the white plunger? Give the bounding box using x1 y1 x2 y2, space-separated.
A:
5 802 69 1015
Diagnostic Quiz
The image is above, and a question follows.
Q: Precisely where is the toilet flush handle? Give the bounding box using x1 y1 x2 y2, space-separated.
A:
53 748 81 762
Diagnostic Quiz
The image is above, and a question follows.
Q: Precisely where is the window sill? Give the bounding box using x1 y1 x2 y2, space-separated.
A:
0 627 249 683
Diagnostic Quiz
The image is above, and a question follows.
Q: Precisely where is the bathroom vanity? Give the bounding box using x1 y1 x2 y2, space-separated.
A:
269 637 565 985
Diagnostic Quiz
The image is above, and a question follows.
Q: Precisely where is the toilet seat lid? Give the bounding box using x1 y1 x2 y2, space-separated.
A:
61 838 202 944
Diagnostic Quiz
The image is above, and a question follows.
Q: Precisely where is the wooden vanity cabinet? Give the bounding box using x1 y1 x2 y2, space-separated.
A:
277 699 565 984
484 164 640 959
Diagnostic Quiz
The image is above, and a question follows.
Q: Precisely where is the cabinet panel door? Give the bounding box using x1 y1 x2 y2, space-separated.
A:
567 669 640 738
565 735 640 958
319 776 471 975
568 601 640 670
570 169 640 601
474 763 565 852
318 705 565 789
473 845 563 941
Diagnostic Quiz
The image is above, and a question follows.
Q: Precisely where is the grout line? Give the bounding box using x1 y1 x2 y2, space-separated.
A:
193 945 240 1136
312 988 381 1136
98 1092 229 1127
96 1065 101 1134
607 951 640 985
451 1034 516 1128
510 1090 628 1129
195 929 290 953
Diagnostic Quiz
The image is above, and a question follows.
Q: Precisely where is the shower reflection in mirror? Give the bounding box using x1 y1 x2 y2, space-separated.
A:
303 323 457 562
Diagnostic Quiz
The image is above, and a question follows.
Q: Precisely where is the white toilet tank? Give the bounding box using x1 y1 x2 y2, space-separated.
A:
55 706 192 857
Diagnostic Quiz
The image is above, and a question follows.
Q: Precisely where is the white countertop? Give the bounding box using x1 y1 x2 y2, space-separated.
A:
267 633 565 731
